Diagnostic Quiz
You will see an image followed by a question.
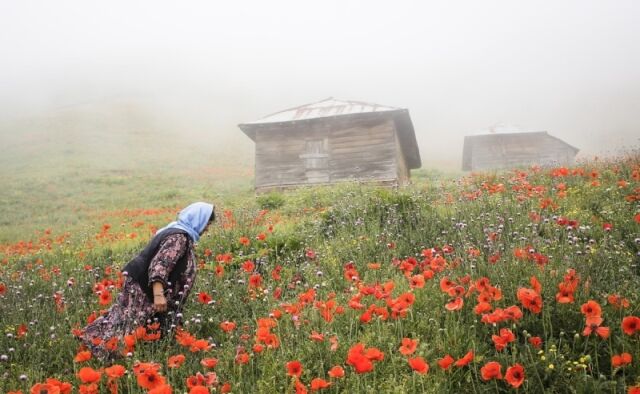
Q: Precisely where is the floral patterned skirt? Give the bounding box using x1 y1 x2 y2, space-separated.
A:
81 277 182 361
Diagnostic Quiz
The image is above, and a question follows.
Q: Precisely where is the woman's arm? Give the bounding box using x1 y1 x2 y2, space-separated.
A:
148 234 188 312
152 282 167 312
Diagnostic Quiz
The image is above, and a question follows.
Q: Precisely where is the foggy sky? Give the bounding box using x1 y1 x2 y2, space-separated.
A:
1 0 639 166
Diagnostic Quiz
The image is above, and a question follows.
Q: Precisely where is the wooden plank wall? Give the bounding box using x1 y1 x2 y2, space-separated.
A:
470 135 576 171
254 115 399 189
329 118 397 183
393 128 410 185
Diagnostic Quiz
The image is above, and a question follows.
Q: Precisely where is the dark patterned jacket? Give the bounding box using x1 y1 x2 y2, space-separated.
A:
122 228 191 301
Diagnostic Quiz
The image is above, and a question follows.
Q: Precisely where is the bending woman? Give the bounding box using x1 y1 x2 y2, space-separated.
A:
81 202 215 361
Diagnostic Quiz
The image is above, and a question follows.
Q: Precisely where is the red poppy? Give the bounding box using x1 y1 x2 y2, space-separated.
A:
309 331 324 342
474 302 492 315
328 365 345 378
104 337 118 351
189 386 209 394
529 276 542 294
200 357 218 369
287 360 303 377
137 369 166 390
346 343 375 374
505 363 525 388
249 273 263 288
580 300 602 318
439 277 455 293
132 361 161 375
168 354 186 368
447 285 466 297
399 338 418 356
294 378 308 394
445 297 464 311
30 383 60 394
98 290 112 306
44 378 72 394
189 339 212 352
622 316 640 335
528 336 542 349
611 352 632 368
409 274 425 289
219 321 237 333
239 236 250 246
454 351 474 367
607 294 630 309
17 324 28 338
74 350 92 362
104 364 126 379
310 378 331 390
517 288 542 314
196 291 212 304
480 361 502 381
148 384 173 394
242 260 255 272
555 282 575 304
408 357 429 374
78 367 102 384
492 328 516 351
215 264 224 277
582 319 610 339
78 384 98 394
437 354 454 370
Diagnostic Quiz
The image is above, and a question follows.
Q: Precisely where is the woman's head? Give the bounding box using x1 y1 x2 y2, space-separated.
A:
158 202 215 242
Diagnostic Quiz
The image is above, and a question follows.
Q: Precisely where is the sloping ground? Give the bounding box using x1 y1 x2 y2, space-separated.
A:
0 155 638 393
0 104 254 244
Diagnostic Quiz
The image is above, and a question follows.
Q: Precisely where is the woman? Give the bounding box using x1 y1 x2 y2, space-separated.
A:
81 202 215 361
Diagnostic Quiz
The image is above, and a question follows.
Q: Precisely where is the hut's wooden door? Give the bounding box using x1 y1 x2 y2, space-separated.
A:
300 139 329 183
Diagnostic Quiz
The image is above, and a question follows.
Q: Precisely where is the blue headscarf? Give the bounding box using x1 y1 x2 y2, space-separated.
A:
156 202 215 242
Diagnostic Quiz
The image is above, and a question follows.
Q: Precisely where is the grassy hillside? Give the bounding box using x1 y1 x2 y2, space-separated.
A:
0 149 638 392
0 104 255 244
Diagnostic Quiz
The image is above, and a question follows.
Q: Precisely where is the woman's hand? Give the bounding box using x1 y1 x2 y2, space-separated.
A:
153 293 168 313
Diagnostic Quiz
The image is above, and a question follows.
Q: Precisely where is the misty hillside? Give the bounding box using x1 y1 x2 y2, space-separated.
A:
0 102 255 242
0 101 254 177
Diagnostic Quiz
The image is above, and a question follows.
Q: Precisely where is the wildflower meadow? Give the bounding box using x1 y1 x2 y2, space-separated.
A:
1 155 640 393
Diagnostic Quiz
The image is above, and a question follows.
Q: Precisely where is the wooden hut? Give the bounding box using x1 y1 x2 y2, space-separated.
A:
239 98 421 192
462 131 579 171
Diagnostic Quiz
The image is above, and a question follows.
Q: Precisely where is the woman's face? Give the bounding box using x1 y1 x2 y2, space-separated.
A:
200 220 213 236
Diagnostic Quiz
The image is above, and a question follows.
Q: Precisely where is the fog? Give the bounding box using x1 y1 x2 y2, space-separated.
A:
1 0 639 169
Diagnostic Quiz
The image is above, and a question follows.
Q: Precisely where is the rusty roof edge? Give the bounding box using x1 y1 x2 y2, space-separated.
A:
239 108 406 128
242 98 402 124
255 97 337 121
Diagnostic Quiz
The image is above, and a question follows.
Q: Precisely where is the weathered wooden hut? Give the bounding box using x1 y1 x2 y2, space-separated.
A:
239 98 421 192
462 131 579 171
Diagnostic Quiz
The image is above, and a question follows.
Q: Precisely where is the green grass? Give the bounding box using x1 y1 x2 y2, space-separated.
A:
1 120 639 393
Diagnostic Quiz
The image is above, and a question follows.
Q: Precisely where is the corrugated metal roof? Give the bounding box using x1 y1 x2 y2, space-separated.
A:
243 97 401 124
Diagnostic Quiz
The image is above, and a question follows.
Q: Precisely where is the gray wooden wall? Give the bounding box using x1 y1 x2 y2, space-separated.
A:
469 134 577 171
254 115 401 191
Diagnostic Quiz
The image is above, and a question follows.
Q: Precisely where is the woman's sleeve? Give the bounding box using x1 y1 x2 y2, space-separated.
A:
148 234 188 288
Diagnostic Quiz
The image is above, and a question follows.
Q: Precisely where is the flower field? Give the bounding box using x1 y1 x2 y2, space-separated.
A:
1 155 640 393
